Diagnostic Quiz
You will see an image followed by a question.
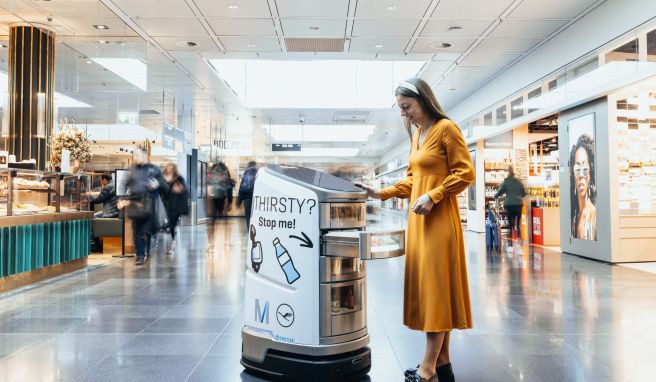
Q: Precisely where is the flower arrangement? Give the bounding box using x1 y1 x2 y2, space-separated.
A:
50 121 92 167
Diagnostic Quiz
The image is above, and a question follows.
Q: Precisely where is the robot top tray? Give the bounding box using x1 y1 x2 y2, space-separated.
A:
268 165 363 193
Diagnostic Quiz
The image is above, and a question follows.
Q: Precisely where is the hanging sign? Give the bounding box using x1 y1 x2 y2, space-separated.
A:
484 130 513 149
272 143 301 152
214 138 253 156
162 122 176 151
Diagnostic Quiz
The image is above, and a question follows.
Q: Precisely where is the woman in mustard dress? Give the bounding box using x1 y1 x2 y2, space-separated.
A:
357 77 474 382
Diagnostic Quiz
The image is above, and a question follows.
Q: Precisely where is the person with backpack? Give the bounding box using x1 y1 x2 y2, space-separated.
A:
237 161 258 229
206 161 234 254
162 163 189 255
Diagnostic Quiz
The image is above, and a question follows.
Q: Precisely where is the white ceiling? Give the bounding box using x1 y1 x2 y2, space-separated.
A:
0 0 603 168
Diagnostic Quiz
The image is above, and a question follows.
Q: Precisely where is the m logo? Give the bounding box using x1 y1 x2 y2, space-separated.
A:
255 299 269 324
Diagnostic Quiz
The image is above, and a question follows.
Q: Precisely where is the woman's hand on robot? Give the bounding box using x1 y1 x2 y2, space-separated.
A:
354 183 381 200
412 194 434 215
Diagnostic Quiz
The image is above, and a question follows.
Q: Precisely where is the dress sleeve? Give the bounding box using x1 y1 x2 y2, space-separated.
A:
380 166 413 201
426 121 475 204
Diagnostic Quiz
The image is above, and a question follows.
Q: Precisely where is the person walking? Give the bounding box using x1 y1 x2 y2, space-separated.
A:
494 166 526 243
90 173 119 218
357 77 474 382
237 161 258 228
117 148 168 265
206 161 234 254
162 163 189 254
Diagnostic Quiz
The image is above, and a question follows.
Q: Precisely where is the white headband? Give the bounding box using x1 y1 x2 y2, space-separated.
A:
398 81 419 95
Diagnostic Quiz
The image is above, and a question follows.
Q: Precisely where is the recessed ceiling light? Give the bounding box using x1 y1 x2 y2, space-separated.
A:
93 24 109 30
374 44 384 48
309 26 320 31
0 43 6 48
227 4 238 9
86 60 92 64
97 40 110 44
447 26 463 31
387 5 398 10
449 88 456 91
429 42 453 49
247 44 256 47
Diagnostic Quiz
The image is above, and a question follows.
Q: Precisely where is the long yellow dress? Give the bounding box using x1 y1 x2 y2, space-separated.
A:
381 119 475 332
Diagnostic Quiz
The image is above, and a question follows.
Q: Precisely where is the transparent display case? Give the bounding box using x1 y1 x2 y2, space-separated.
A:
0 169 60 216
61 173 92 212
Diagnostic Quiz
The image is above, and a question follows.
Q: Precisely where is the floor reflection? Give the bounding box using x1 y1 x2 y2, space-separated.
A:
0 216 655 381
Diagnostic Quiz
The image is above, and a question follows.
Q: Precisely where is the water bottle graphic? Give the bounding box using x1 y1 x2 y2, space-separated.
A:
273 238 300 284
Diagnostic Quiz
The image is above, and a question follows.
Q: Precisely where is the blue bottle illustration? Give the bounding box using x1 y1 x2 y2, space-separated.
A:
273 238 300 284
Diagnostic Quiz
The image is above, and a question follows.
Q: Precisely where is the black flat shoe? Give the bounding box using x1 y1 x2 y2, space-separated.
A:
436 362 455 382
405 370 437 382
404 365 420 377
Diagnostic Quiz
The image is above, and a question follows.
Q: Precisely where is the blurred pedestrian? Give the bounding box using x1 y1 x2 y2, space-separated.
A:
206 161 234 254
494 166 526 242
237 161 258 228
162 163 189 254
117 147 168 265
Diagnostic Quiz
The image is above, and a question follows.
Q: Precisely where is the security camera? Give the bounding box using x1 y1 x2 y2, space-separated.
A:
47 15 53 22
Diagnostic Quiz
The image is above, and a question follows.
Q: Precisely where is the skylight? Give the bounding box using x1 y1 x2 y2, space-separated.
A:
208 59 425 109
263 124 376 142
91 58 148 91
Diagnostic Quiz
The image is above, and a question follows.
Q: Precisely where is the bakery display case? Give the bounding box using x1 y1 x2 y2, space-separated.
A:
0 168 93 292
0 169 60 216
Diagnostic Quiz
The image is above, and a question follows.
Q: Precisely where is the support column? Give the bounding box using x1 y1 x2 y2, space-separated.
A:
7 24 55 170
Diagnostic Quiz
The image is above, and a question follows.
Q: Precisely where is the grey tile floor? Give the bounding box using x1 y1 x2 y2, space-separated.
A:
1 216 656 381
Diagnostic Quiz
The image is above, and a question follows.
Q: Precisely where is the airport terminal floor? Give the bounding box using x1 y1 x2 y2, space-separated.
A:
1 214 655 382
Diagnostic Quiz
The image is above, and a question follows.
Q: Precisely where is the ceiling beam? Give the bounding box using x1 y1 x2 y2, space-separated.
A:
184 0 227 53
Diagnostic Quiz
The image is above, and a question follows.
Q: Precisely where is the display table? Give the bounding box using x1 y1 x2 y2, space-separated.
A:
0 211 93 292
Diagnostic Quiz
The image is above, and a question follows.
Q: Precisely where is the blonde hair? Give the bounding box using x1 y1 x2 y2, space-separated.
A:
395 77 449 140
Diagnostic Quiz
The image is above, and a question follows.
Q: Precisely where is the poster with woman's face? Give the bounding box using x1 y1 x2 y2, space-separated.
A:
568 113 597 241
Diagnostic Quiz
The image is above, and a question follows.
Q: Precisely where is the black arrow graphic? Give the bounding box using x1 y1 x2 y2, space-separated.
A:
289 232 313 248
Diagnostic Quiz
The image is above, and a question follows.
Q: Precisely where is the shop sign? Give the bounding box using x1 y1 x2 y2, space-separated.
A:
214 138 253 156
484 130 513 149
162 122 176 151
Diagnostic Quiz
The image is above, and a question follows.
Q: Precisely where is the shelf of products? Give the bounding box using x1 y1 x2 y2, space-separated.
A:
527 186 560 207
615 93 656 216
484 155 513 202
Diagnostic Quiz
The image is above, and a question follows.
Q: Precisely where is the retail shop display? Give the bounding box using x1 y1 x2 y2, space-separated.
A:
615 94 656 216
241 165 405 381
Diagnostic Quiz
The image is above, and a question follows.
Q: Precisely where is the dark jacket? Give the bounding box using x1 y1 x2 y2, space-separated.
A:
238 166 258 204
125 163 168 200
91 180 119 217
162 175 189 217
494 176 526 207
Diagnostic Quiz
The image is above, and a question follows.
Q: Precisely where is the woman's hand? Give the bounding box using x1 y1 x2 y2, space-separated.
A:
412 194 434 215
172 182 184 194
354 183 382 200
